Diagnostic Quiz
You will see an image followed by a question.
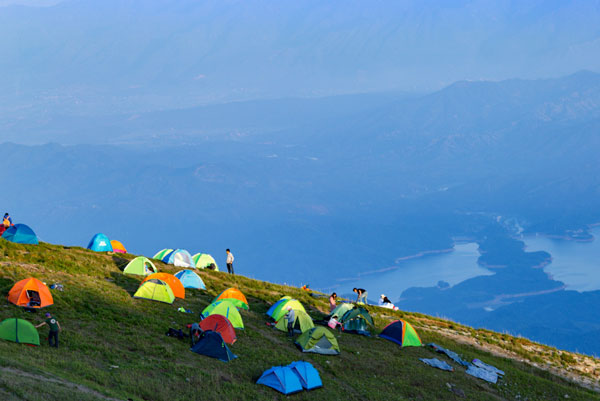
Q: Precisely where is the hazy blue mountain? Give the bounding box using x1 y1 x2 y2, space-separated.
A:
1 0 600 120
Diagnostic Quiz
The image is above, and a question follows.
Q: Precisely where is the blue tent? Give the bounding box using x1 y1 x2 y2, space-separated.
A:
162 249 194 267
190 331 237 362
174 270 206 290
257 366 303 395
87 233 113 252
289 361 322 390
2 224 39 245
266 298 288 317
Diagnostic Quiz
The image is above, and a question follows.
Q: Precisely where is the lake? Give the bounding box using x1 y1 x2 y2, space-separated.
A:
523 227 600 292
337 242 494 302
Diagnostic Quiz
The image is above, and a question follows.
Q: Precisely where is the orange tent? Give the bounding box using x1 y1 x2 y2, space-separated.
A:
8 278 53 308
213 287 249 310
142 273 185 299
199 314 237 344
111 240 127 254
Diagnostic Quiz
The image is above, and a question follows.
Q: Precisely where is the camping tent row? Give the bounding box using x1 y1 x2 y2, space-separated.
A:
257 361 322 394
87 233 127 253
8 278 53 309
152 249 219 270
1 224 39 245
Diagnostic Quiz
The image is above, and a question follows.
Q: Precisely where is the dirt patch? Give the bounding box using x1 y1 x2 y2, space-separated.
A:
0 367 122 401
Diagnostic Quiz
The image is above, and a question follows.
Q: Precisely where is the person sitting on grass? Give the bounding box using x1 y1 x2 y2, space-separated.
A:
378 294 399 310
36 312 61 348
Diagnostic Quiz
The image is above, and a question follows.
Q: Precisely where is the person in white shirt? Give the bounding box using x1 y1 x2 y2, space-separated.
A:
226 249 235 274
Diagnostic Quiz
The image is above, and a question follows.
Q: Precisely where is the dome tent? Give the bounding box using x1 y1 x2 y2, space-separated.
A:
123 257 157 276
266 296 292 317
257 366 303 395
339 306 374 336
8 278 53 309
153 248 173 260
275 309 314 334
133 279 175 304
192 253 219 271
191 331 237 362
162 249 194 268
201 300 244 329
199 314 237 345
174 270 206 290
142 273 185 299
110 240 127 253
379 319 422 347
213 287 249 310
296 326 340 355
270 299 306 322
0 318 40 346
87 233 113 252
2 224 39 245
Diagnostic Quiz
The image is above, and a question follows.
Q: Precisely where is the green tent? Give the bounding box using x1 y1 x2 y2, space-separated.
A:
0 318 40 346
296 326 340 355
123 257 157 276
271 299 306 322
339 306 374 335
192 253 219 271
379 319 422 347
339 306 374 325
275 309 314 333
330 303 354 319
202 300 244 329
153 249 173 260
133 279 175 304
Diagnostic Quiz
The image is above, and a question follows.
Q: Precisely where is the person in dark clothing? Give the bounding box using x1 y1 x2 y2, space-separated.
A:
353 287 368 304
189 323 201 347
36 312 61 348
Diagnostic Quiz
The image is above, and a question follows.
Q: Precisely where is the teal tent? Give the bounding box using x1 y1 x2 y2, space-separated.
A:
2 224 39 245
87 233 113 252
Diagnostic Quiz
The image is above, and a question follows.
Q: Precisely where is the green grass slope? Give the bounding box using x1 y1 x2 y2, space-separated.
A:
0 240 599 401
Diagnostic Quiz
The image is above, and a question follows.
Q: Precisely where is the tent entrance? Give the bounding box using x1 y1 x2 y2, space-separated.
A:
26 290 41 307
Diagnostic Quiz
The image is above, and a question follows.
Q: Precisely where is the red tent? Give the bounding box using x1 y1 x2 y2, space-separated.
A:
199 314 237 345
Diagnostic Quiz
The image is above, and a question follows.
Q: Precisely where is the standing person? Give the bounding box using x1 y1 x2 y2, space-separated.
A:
353 287 368 304
226 249 235 275
329 292 337 312
36 312 61 348
284 306 296 337
3 213 13 228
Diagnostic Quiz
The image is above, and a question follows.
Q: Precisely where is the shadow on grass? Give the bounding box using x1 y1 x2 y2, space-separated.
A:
111 255 130 272
109 271 140 297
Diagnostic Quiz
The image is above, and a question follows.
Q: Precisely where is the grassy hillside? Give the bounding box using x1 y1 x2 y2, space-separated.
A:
0 240 599 401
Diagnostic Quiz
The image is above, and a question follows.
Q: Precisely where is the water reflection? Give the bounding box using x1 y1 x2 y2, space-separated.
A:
523 227 600 292
339 242 494 301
